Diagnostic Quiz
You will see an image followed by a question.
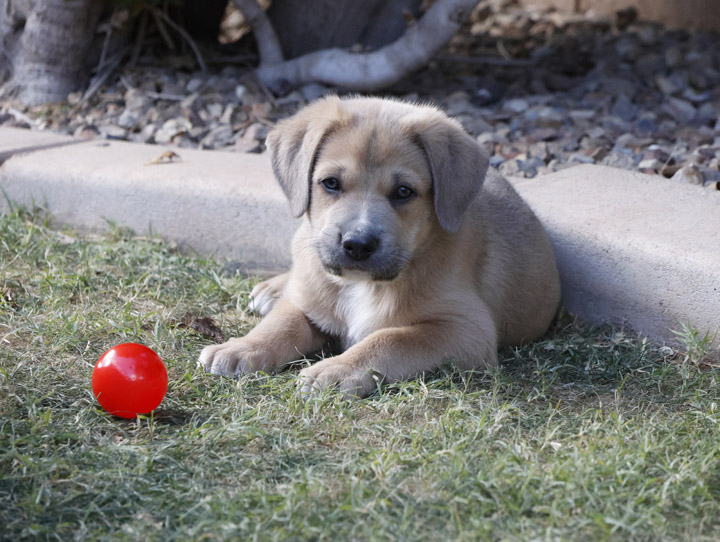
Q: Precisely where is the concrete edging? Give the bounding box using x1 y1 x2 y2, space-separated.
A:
0 127 717 354
512 165 719 353
0 129 299 274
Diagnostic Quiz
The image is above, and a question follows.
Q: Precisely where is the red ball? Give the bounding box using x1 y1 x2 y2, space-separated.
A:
92 343 168 418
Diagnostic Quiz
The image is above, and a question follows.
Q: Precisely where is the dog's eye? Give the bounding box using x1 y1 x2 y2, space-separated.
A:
392 185 415 201
320 178 341 194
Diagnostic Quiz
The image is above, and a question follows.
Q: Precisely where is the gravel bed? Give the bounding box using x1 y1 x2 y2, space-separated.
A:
1 1 719 190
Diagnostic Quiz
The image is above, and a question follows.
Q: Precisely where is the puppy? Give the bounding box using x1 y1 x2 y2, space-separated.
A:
199 96 561 398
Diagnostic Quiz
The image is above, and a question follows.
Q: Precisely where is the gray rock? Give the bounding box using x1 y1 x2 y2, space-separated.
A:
664 46 683 68
569 109 595 123
201 125 234 149
117 109 141 129
585 126 606 140
671 165 704 186
99 124 128 140
655 76 679 95
683 88 711 104
527 142 550 161
444 91 474 116
220 105 235 125
139 123 159 144
498 159 521 176
614 34 641 61
153 129 174 145
73 125 100 140
700 166 720 182
663 98 697 123
188 126 209 141
636 53 665 76
504 98 529 113
477 131 507 145
160 81 184 96
638 158 662 170
235 85 252 104
154 118 191 145
569 152 595 165
643 145 671 163
520 156 545 177
696 103 717 123
243 123 269 142
124 89 153 112
186 77 204 93
611 93 637 122
459 115 493 135
67 91 82 106
527 106 564 128
206 103 223 119
601 151 636 170
489 155 506 168
636 116 659 135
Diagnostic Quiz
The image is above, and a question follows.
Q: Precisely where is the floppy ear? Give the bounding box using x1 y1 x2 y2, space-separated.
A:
265 96 347 217
412 114 489 233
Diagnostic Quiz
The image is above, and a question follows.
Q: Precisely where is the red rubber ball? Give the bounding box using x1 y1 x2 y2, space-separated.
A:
92 343 168 418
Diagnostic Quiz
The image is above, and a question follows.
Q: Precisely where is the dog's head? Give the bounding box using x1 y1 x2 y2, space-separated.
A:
267 96 489 281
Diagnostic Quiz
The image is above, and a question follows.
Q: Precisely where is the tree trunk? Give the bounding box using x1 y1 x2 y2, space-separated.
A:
0 0 102 106
266 0 422 59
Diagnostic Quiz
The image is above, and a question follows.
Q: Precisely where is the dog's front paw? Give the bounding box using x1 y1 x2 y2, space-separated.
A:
198 339 275 376
248 273 288 316
298 358 378 400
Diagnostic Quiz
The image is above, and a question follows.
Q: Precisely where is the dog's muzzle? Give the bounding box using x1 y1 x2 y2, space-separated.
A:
316 227 403 281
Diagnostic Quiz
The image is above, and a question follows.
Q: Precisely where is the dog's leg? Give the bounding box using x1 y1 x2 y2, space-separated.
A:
248 272 289 316
199 298 327 376
298 317 497 399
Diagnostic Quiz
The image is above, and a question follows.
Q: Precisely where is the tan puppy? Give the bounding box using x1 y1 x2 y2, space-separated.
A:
199 96 561 398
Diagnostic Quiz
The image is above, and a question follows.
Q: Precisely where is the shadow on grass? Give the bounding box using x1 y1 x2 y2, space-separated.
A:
372 313 712 413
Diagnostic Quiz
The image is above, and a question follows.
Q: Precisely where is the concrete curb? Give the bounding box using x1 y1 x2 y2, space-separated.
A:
0 129 85 165
512 165 719 353
1 127 718 354
0 129 299 274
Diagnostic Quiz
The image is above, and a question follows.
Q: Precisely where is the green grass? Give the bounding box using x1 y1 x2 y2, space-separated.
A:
2 206 720 541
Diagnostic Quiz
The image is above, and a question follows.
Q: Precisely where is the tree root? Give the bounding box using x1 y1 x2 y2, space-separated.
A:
235 0 480 94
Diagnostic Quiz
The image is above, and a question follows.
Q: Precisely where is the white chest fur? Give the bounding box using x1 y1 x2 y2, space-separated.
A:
334 280 398 348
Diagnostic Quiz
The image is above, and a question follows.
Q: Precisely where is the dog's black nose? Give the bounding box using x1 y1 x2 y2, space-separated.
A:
342 234 379 261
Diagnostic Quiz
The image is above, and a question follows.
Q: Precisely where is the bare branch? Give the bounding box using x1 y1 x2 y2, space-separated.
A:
256 0 480 93
150 8 176 51
128 10 149 69
153 8 207 72
232 0 283 66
